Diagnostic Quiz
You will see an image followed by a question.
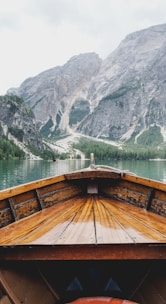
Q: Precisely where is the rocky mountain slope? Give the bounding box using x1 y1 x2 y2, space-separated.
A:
9 53 101 136
0 95 45 157
8 24 166 146
78 24 166 143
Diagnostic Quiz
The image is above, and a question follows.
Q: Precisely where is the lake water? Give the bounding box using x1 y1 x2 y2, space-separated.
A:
0 158 166 190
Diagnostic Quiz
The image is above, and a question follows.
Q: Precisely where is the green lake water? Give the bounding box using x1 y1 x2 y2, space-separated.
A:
0 158 166 190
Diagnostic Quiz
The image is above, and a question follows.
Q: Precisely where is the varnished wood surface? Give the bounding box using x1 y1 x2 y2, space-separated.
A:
1 167 166 201
0 174 66 200
122 171 166 192
0 195 165 246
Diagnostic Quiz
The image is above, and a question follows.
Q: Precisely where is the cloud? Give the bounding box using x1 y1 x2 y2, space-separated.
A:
0 0 24 30
0 0 166 94
23 0 166 56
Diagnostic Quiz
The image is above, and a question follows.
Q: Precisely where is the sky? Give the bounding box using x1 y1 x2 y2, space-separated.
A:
0 0 166 95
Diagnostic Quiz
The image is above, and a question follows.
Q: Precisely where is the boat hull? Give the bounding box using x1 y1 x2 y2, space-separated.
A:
0 167 165 303
0 260 165 304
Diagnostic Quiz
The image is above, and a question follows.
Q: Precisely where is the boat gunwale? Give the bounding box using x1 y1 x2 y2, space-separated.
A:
0 168 166 201
0 174 66 200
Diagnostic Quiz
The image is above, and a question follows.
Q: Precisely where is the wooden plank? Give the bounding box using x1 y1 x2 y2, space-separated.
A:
0 195 165 246
65 170 121 180
29 197 86 245
151 198 166 216
122 172 166 192
41 186 81 208
0 271 20 304
0 168 166 202
14 199 39 219
103 199 166 243
93 196 133 244
56 196 96 244
0 296 12 304
8 198 17 221
0 209 13 228
108 199 166 237
0 267 56 304
11 190 36 205
103 186 147 208
0 244 165 260
0 175 66 200
35 189 44 210
108 180 150 195
38 181 73 195
0 200 9 211
154 188 166 201
0 197 85 245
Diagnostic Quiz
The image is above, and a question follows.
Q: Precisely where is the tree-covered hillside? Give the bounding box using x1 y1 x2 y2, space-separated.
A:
0 136 25 159
0 95 57 159
73 138 166 160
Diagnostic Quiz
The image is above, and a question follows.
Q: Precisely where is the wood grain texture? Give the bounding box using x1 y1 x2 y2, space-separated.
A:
0 195 165 246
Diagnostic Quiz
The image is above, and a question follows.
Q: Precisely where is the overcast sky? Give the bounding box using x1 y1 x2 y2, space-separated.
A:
0 0 166 95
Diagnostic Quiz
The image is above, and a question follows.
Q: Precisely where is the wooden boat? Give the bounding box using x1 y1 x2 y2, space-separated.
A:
0 155 165 304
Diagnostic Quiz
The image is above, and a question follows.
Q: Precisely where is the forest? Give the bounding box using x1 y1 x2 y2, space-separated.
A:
73 138 166 160
0 137 25 160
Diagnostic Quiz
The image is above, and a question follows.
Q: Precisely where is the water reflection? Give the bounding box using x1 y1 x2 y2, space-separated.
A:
0 159 88 190
107 159 166 182
96 159 166 183
0 158 166 190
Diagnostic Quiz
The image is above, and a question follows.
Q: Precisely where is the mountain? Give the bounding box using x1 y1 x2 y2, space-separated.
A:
8 24 166 146
0 95 45 157
78 24 166 143
9 53 102 137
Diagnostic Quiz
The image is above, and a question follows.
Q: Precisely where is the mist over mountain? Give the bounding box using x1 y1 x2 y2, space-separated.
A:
8 24 166 148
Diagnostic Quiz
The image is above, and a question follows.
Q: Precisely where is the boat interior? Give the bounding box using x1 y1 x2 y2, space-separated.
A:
0 167 165 303
0 259 166 304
